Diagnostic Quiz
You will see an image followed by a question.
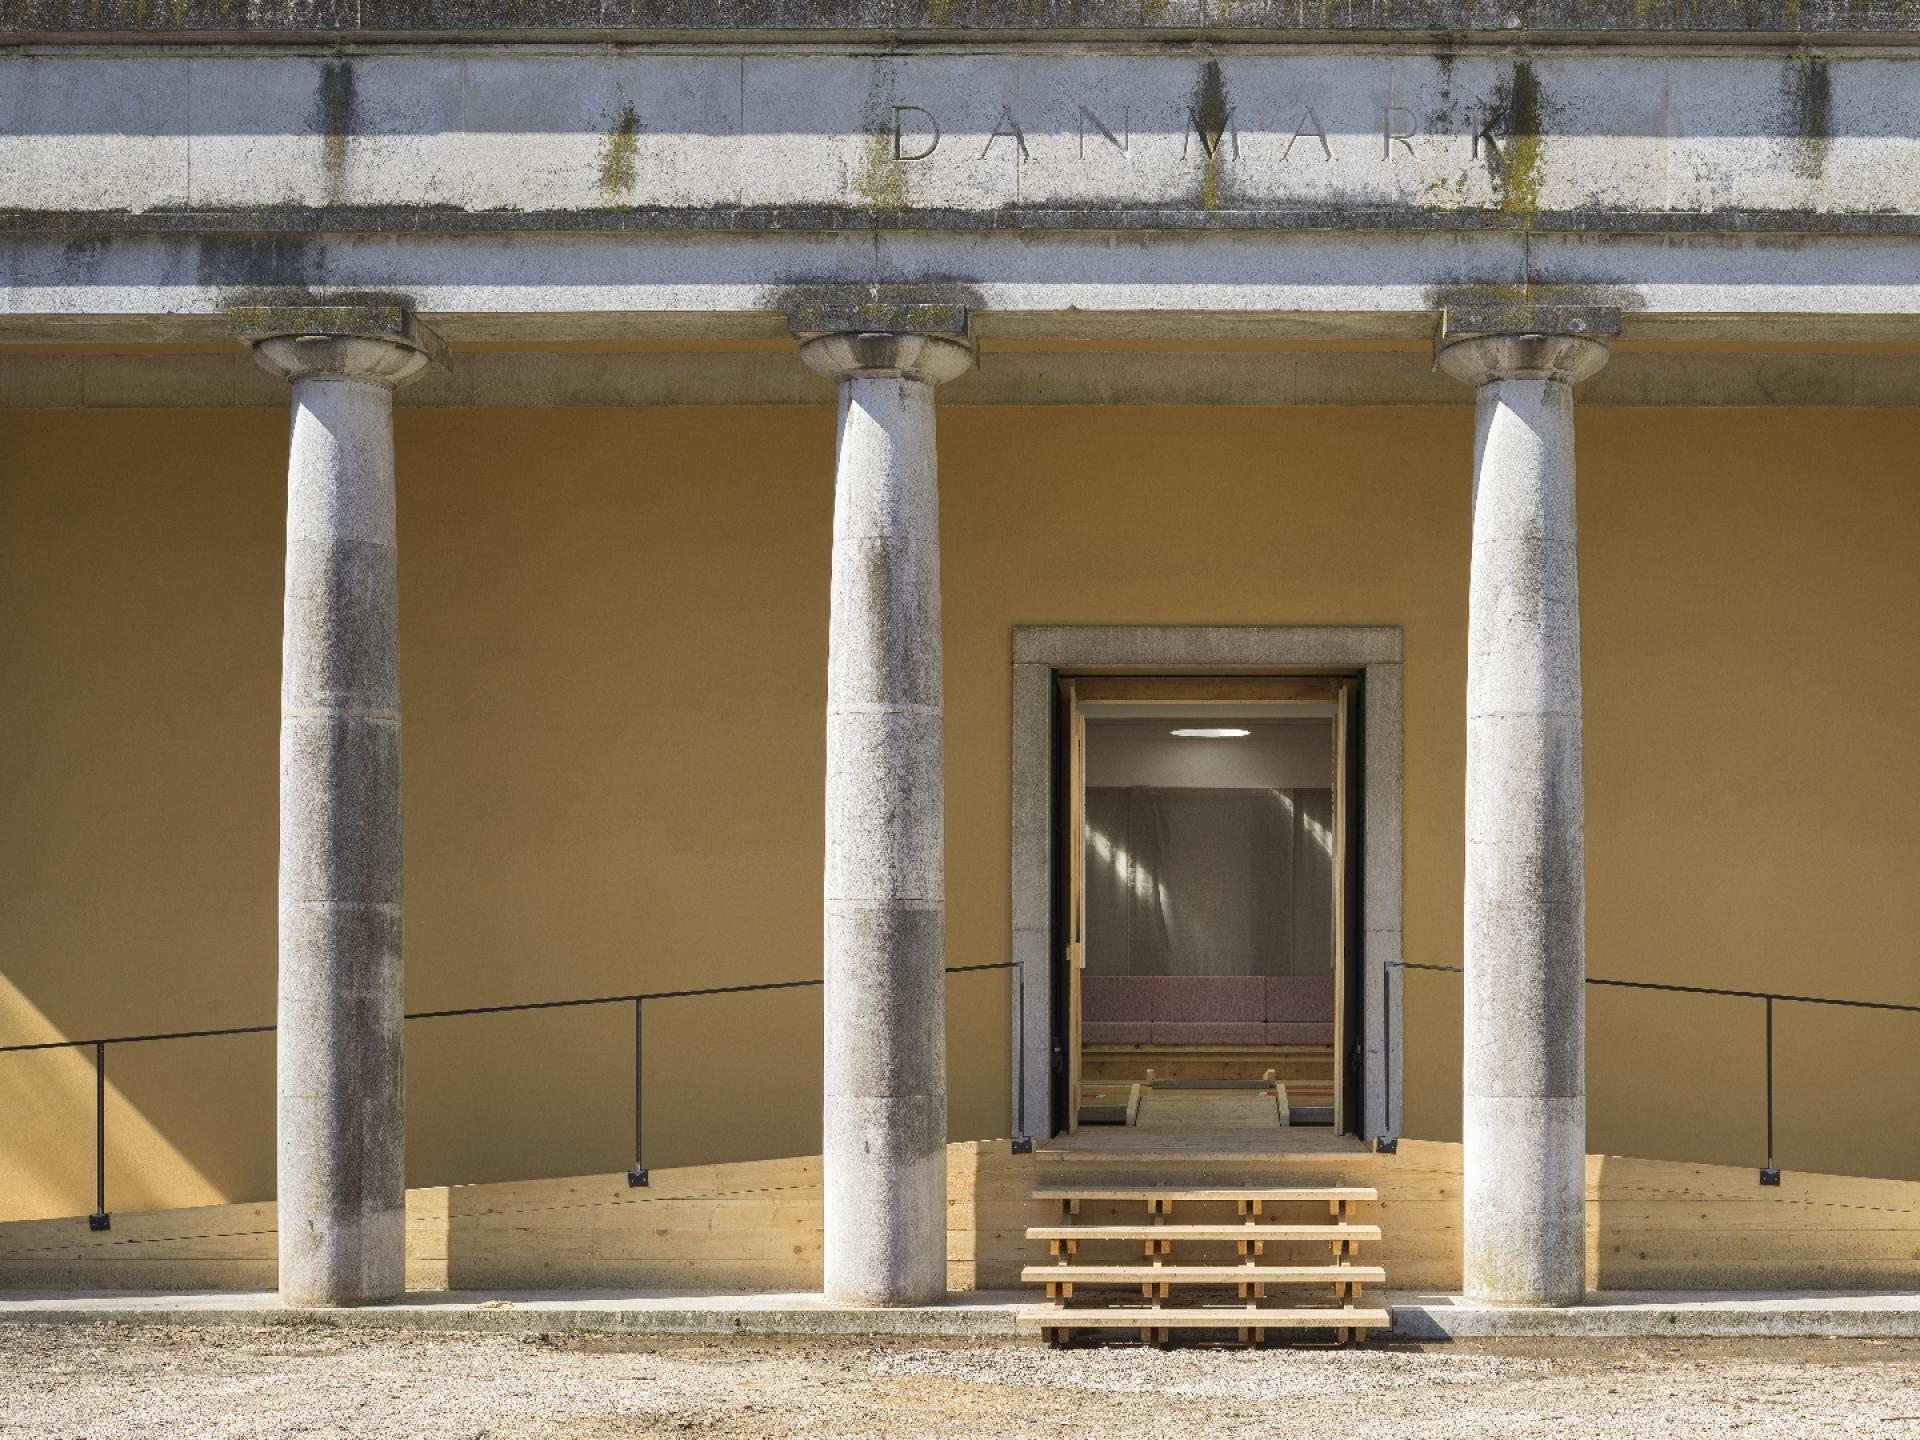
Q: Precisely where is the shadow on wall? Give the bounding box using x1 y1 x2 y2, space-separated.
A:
0 973 275 1225
2 963 1023 1227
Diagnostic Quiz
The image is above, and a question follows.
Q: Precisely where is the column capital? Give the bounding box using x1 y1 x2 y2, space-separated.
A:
799 331 975 385
1435 304 1618 387
233 303 446 388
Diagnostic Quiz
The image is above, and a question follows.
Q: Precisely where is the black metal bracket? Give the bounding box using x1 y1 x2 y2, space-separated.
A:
1010 1135 1034 1155
627 1167 649 1189
1759 1167 1781 1187
1374 1137 1399 1155
88 1211 110 1232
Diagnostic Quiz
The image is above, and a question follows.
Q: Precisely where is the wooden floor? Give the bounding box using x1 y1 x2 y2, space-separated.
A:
1043 1089 1370 1160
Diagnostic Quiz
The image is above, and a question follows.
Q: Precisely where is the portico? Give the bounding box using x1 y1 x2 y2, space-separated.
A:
3 5 1920 1320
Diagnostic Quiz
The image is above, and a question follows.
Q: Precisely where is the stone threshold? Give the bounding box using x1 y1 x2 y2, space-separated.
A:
1 1290 1918 1341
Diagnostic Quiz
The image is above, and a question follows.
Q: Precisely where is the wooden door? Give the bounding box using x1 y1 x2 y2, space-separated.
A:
1330 681 1352 1135
1063 679 1088 1133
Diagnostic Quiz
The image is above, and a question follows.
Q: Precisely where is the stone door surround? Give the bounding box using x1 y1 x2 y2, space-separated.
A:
1008 625 1404 1144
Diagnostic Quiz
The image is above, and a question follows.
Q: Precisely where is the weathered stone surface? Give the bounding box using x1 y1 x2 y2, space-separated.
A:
9 227 1920 343
1361 660 1405 1142
805 331 970 1307
4 50 1920 230
259 329 433 1309
5 0 1918 39
1440 329 1606 1308
18 345 1920 409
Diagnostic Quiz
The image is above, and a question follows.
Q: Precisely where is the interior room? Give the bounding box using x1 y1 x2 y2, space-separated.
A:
1076 702 1341 1133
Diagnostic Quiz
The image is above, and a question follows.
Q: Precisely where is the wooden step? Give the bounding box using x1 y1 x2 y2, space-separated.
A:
1018 1307 1391 1330
1027 1223 1380 1243
1021 1264 1384 1285
1032 1186 1375 1203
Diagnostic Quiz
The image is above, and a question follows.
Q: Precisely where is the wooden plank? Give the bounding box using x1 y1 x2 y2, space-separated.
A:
0 1259 279 1289
0 1202 279 1259
1031 1187 1376 1202
1027 1224 1381 1242
1017 1307 1389 1329
1020 1265 1385 1284
12 1135 1916 1298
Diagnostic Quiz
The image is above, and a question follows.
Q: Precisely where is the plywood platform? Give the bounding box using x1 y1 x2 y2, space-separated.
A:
1031 1186 1376 1203
1041 1126 1371 1160
1040 1090 1371 1184
1052 1086 1367 1155
6 1139 1917 1299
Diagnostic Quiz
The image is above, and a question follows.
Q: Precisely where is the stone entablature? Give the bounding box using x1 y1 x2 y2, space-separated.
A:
2 48 1917 232
6 0 1920 40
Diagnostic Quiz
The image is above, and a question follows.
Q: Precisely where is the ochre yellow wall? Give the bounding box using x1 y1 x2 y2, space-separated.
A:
3 403 1917 1223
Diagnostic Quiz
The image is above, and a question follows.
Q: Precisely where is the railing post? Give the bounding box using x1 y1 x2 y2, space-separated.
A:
1011 963 1033 1155
88 1041 110 1231
628 997 648 1188
1760 996 1780 1186
1376 963 1399 1154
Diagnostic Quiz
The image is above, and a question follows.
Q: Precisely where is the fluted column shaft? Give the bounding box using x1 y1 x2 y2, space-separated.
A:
800 331 972 1306
1438 331 1610 1307
254 328 433 1307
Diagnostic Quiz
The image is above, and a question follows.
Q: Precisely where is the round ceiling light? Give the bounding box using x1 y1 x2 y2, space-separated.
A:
1169 727 1251 738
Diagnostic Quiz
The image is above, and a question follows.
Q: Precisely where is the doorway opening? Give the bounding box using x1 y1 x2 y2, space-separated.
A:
1057 677 1359 1140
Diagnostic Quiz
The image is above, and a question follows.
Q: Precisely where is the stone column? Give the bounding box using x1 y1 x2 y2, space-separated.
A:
799 328 973 1306
1436 315 1612 1307
249 309 440 1307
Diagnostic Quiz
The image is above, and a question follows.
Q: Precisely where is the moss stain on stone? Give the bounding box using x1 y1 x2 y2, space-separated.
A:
1783 55 1830 180
1189 59 1233 212
853 125 909 210
596 102 642 197
1485 60 1547 222
311 60 355 207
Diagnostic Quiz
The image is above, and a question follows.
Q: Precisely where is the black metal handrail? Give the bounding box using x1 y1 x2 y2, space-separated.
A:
0 960 1021 1230
1390 960 1920 1186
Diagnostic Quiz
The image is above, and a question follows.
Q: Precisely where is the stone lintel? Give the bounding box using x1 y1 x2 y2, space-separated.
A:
228 304 450 372
10 0 1920 40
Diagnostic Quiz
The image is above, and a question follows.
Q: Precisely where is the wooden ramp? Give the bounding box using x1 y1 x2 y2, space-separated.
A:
1018 1184 1389 1347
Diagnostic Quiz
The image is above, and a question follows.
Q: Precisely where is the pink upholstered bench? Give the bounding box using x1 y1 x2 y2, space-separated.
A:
1265 975 1335 1046
1147 976 1266 1046
1083 975 1332 1047
1080 975 1153 1045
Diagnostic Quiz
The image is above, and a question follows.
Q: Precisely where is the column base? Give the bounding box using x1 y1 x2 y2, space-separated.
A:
1463 1095 1587 1307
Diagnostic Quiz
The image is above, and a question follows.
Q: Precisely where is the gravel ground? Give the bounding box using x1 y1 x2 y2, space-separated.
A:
4 1327 1920 1439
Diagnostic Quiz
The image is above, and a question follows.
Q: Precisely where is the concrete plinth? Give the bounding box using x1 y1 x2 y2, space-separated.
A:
254 328 434 1308
800 331 973 1307
1437 331 1611 1308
